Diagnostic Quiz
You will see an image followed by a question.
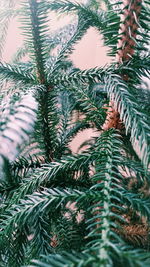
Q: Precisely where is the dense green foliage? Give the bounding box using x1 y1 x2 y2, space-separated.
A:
0 0 150 266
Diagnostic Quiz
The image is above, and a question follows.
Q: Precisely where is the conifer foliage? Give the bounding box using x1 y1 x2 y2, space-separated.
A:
0 0 150 266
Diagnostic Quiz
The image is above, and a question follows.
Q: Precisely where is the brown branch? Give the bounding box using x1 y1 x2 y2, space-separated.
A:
102 101 124 130
116 0 142 63
118 224 149 248
102 0 142 130
99 0 149 248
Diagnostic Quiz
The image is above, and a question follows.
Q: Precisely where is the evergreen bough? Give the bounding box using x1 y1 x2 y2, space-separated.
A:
0 0 150 266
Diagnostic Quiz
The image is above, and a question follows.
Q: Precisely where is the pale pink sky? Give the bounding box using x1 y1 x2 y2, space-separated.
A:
3 13 110 69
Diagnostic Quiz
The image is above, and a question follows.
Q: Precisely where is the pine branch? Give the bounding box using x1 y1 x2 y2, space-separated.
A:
86 129 125 265
103 74 150 168
56 120 91 157
11 156 42 181
122 192 150 221
54 90 91 158
4 151 93 205
0 188 85 242
29 251 96 267
71 84 106 129
0 62 35 83
21 0 58 161
86 129 150 263
25 216 52 264
29 249 150 267
117 54 150 86
49 16 89 75
51 66 105 86
27 137 150 267
37 88 59 161
48 0 108 30
48 0 120 57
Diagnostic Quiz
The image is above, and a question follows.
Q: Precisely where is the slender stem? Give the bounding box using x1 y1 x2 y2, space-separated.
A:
29 0 46 84
117 0 142 63
29 0 54 161
39 90 54 161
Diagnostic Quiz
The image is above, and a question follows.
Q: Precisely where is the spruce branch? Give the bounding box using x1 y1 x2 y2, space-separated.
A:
21 0 58 161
